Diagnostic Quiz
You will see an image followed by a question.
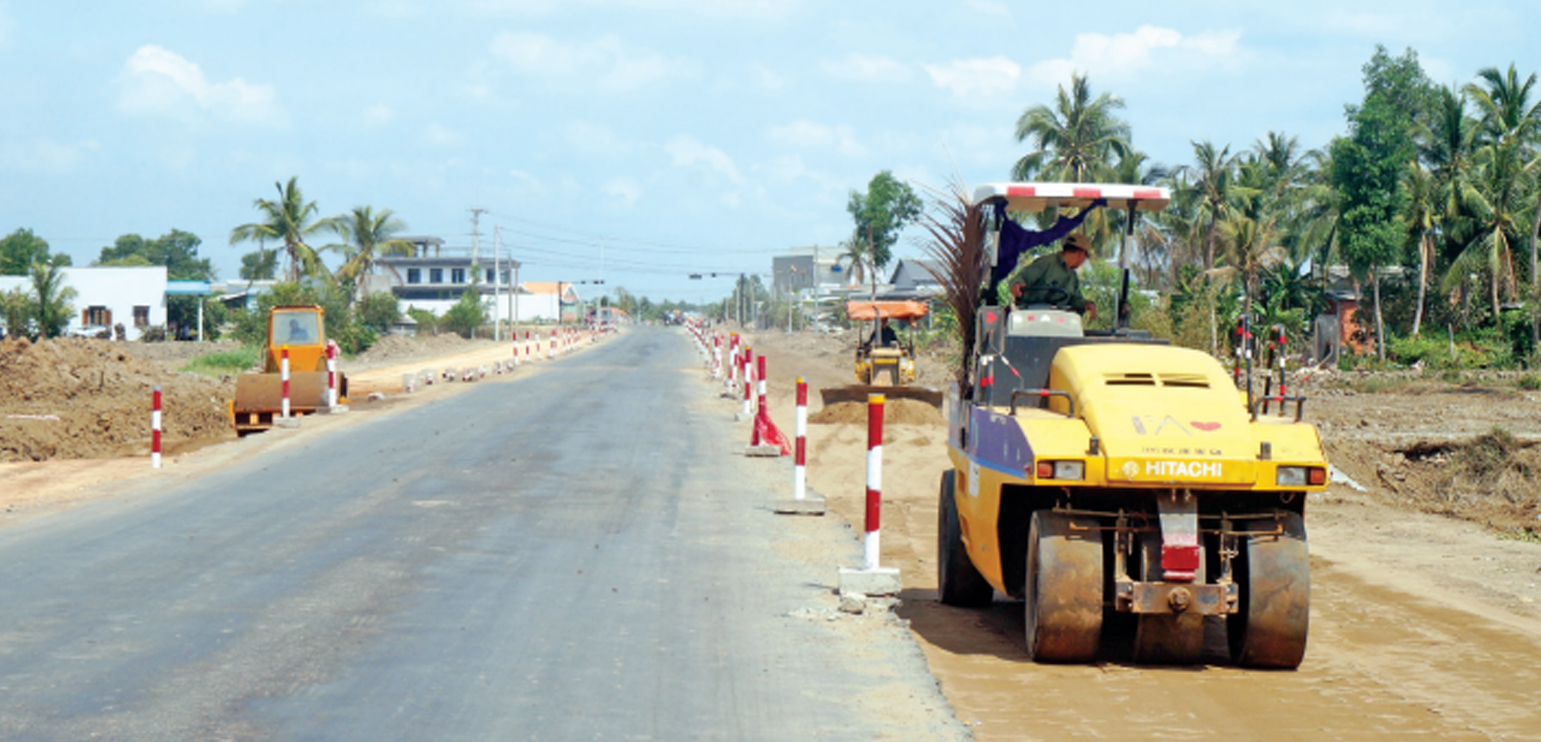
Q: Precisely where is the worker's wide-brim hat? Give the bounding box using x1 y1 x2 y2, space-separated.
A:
1064 233 1091 252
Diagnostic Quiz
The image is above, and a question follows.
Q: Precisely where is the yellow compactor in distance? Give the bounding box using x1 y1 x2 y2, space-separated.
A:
937 183 1328 668
228 305 346 435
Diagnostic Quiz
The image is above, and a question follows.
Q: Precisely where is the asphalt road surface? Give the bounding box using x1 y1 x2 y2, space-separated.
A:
0 327 967 741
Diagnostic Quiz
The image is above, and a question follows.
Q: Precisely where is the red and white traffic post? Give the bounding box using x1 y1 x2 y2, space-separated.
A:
863 393 884 570
740 346 753 418
280 345 291 418
326 342 338 408
151 386 162 469
794 377 808 498
837 393 900 595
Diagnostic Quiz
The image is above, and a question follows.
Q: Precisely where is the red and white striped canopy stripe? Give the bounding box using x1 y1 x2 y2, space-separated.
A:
972 182 1172 213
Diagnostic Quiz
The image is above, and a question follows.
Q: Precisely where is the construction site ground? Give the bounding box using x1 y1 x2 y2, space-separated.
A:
4 325 1541 739
731 327 1541 741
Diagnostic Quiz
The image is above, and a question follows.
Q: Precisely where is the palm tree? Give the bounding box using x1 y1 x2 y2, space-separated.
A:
1174 140 1250 272
328 206 415 302
1404 162 1439 335
229 177 341 283
835 238 870 288
28 260 77 340
1012 72 1131 184
1466 65 1541 342
1441 141 1532 325
1210 212 1286 322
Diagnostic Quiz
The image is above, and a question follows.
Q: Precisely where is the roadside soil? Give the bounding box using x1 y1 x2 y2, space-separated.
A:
724 324 1541 741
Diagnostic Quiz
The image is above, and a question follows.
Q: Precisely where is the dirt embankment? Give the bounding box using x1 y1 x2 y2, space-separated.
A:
0 332 542 464
0 338 235 462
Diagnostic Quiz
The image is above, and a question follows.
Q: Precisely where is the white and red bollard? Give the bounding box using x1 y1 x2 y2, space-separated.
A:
326 342 338 408
774 376 827 514
151 386 162 469
837 393 900 595
280 345 291 419
549 331 557 359
740 346 753 419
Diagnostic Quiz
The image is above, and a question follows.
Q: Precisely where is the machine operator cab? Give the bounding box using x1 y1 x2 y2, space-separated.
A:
971 182 1172 407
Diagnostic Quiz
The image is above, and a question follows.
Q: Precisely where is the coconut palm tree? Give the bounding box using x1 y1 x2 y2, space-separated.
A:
1441 141 1533 325
1404 162 1440 335
1465 64 1541 343
835 237 870 289
328 206 415 303
1011 72 1131 184
229 177 341 283
28 260 77 339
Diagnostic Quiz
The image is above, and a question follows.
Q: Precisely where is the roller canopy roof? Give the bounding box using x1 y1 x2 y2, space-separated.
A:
845 300 929 321
972 182 1171 213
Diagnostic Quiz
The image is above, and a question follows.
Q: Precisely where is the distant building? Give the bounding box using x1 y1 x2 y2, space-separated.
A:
0 266 168 341
374 236 524 319
885 259 943 300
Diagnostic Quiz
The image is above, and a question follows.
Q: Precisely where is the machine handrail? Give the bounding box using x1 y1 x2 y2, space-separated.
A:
1009 388 1076 418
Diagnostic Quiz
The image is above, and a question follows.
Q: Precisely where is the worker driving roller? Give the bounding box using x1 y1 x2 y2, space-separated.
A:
869 317 900 347
1008 232 1097 320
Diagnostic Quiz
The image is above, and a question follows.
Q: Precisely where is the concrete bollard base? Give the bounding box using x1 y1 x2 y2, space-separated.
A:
318 405 349 415
773 494 826 515
274 417 301 429
733 412 752 422
837 566 901 597
744 444 782 457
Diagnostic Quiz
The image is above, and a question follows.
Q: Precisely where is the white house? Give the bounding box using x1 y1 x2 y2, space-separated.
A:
0 266 168 340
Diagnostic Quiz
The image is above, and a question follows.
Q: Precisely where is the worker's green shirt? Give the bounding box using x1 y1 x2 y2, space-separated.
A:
1008 251 1090 313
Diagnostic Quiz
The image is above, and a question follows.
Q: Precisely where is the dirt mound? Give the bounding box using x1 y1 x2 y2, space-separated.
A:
0 338 234 462
810 398 944 426
123 339 244 364
350 333 476 369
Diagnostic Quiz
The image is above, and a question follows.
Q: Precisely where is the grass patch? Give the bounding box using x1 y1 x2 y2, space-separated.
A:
181 345 261 377
1495 529 1541 545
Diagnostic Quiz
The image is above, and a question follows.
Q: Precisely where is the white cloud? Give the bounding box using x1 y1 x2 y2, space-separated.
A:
665 135 742 185
603 176 641 207
2 138 100 174
1025 26 1243 88
767 120 867 157
760 153 842 194
488 32 692 92
566 121 628 156
423 122 463 147
363 104 394 126
116 45 287 127
924 56 1022 98
821 53 910 84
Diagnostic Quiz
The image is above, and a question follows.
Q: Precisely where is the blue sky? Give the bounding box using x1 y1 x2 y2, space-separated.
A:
1 0 1536 304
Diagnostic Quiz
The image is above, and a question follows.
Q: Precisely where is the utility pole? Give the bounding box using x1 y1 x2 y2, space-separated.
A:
493 225 502 342
470 207 487 339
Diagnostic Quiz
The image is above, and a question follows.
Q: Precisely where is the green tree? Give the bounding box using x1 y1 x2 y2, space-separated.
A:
0 286 30 339
95 229 214 281
1464 63 1541 345
440 286 488 339
0 228 68 275
328 206 415 303
1330 46 1432 357
28 260 77 340
239 247 278 280
356 291 400 333
229 177 342 282
846 171 922 272
1012 72 1131 183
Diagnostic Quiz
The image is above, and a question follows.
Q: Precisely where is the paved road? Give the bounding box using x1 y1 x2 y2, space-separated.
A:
0 327 965 741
